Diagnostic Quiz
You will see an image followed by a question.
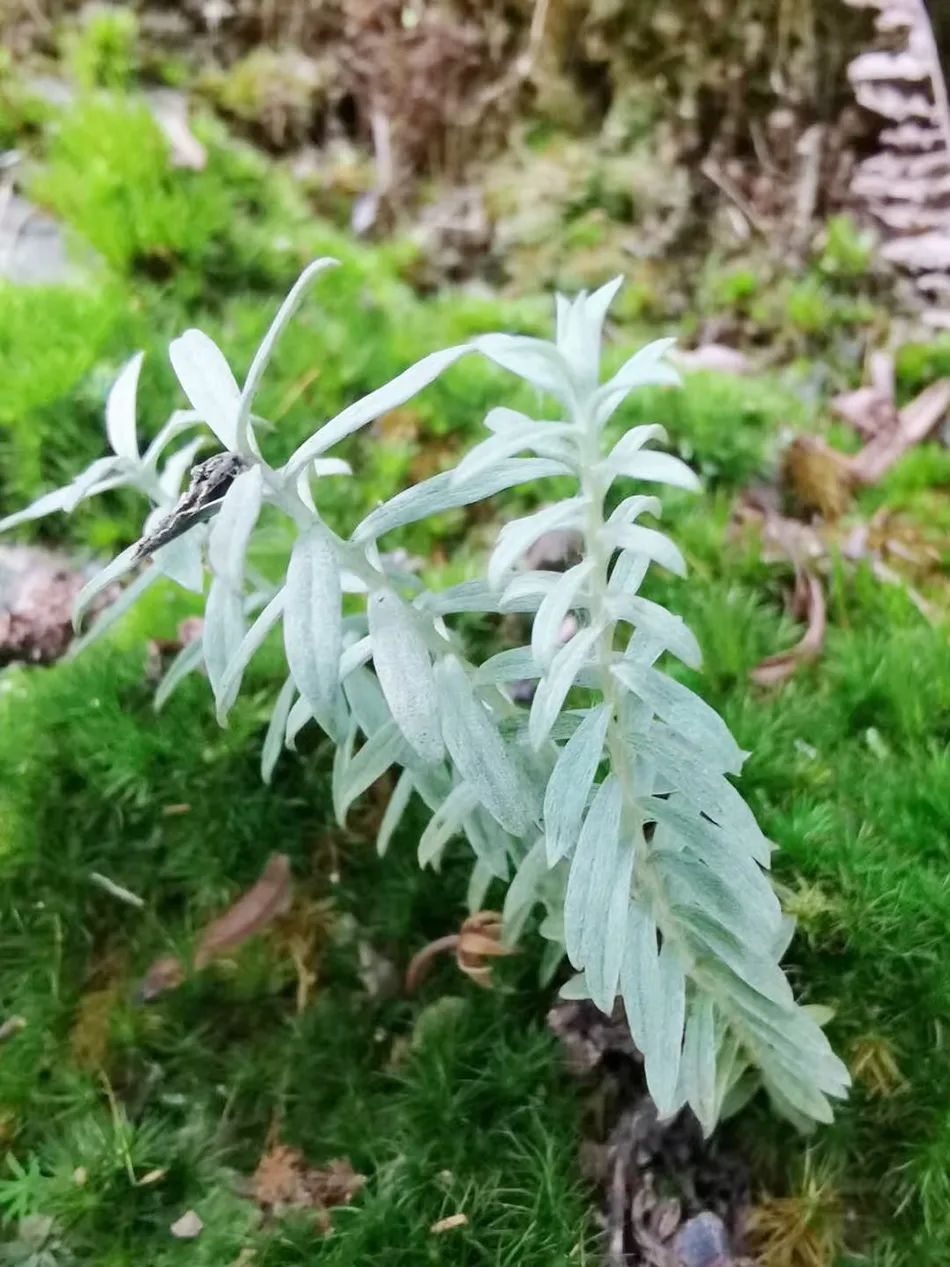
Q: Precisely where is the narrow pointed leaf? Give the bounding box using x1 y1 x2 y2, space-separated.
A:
287 345 470 474
216 588 286 723
476 646 539 685
418 579 501 615
152 527 205 593
334 719 409 825
207 466 263 586
105 351 143 460
155 636 205 711
529 623 601 749
563 776 627 1009
475 334 572 399
644 940 687 1117
368 590 444 763
488 499 584 590
73 543 140 631
67 568 159 657
594 338 680 427
681 995 718 1136
607 594 702 669
169 329 241 449
284 525 342 719
354 459 568 542
452 422 575 485
606 448 701 493
418 783 478 868
531 559 594 670
203 578 246 699
607 523 687 578
543 703 610 864
611 661 745 774
437 656 538 836
261 676 297 783
620 902 659 1045
377 768 414 857
237 258 337 452
502 837 548 937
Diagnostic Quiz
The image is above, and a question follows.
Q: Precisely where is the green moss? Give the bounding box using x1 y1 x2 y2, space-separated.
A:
0 627 591 1264
0 281 124 507
65 5 140 91
1 60 949 1266
30 96 232 275
817 215 875 282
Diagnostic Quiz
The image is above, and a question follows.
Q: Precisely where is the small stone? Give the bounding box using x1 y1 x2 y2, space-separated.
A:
170 1210 203 1239
0 197 77 285
675 1211 732 1267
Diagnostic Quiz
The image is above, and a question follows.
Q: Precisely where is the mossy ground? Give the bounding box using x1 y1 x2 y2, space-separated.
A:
0 30 949 1267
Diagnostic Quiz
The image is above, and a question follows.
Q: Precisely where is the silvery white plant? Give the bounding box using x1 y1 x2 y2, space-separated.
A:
1 260 849 1133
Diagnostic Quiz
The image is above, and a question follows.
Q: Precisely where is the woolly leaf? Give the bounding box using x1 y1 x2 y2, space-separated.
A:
529 624 601 749
563 776 628 1011
355 459 569 542
105 351 143 460
611 661 746 775
261 676 297 784
605 448 701 493
608 594 702 669
418 783 479 868
531 559 594 670
333 719 409 825
217 588 286 724
284 525 342 721
488 499 584 590
680 995 718 1136
437 656 538 836
377 768 414 857
169 329 241 449
368 590 444 763
236 258 336 453
287 345 471 473
543 703 610 865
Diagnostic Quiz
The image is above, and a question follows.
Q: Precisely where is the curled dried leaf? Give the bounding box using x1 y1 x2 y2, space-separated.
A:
194 853 293 968
751 571 826 687
136 854 292 1000
136 954 186 1002
405 910 515 992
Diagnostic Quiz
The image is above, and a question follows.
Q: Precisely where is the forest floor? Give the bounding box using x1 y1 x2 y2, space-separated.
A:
0 10 949 1266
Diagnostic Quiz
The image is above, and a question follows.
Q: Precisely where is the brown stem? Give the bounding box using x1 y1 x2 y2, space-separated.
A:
405 934 460 993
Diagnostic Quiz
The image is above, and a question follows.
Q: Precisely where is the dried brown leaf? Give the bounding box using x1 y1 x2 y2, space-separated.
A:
405 910 514 993
831 385 896 437
253 1143 364 1218
194 853 292 968
849 378 950 483
750 571 827 687
136 954 186 1002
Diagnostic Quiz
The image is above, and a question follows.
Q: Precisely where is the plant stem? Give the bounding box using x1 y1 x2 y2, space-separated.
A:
576 406 642 836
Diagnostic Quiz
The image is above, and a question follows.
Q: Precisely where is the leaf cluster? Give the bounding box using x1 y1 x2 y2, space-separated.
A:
0 264 849 1134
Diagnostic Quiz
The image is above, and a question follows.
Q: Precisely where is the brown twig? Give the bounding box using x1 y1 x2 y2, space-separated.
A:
405 934 459 993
